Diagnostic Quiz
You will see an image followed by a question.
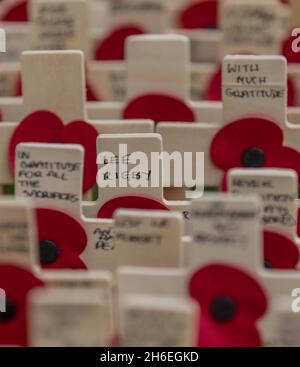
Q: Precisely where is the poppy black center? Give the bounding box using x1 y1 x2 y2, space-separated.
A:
39 240 60 265
0 298 17 323
210 296 237 323
242 147 266 168
264 260 273 269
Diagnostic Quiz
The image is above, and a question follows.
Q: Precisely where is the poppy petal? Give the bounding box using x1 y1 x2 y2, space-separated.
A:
264 230 299 269
95 25 145 61
189 264 267 347
97 195 169 219
1 0 28 22
282 34 300 64
86 81 100 101
9 110 64 173
36 208 87 270
179 0 218 29
14 74 22 97
266 146 300 184
0 264 44 346
205 65 222 101
210 117 284 170
197 313 262 347
60 120 98 193
63 251 87 269
123 93 196 123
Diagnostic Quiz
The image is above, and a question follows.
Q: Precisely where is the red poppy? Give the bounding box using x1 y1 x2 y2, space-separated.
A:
210 116 300 186
282 31 300 64
14 75 22 97
178 0 218 29
1 0 28 21
86 82 100 101
0 264 44 346
95 25 146 61
36 208 87 270
204 65 222 101
189 263 267 347
9 110 98 193
14 74 99 101
205 65 297 106
123 93 196 123
264 230 299 270
97 195 169 219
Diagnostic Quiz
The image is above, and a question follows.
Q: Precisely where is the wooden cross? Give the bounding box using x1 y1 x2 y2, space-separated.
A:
228 169 298 238
158 55 300 188
114 209 184 268
0 197 45 346
0 50 155 190
28 286 114 346
119 294 197 346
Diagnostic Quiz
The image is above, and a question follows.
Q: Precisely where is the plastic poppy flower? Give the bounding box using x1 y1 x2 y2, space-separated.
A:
1 0 28 21
97 195 169 219
123 93 196 123
189 263 267 347
205 65 297 106
264 230 299 270
178 0 218 29
86 82 100 101
282 30 300 64
95 25 146 61
204 64 222 101
36 208 87 270
0 264 44 346
9 110 98 193
210 116 300 186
